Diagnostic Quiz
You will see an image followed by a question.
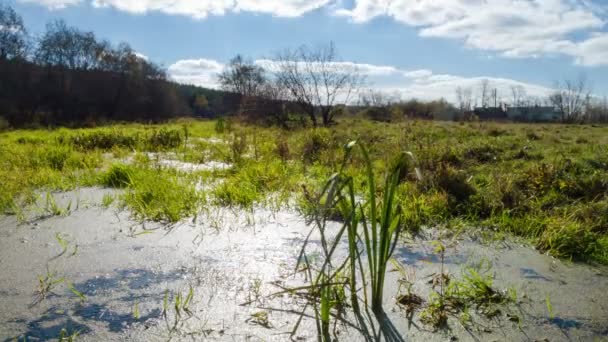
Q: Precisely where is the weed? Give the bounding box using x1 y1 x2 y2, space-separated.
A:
275 135 290 162
247 311 272 328
101 193 115 208
302 129 331 163
34 269 64 304
162 286 196 335
100 164 134 188
44 192 68 216
68 282 87 303
58 328 79 342
147 128 182 150
118 167 203 222
229 132 247 164
215 118 226 134
546 295 554 320
55 233 69 257
133 300 140 320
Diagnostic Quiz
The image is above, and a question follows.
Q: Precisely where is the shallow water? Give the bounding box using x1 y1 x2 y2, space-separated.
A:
0 188 607 341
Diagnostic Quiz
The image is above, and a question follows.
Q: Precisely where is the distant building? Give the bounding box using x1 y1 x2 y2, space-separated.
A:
473 105 560 122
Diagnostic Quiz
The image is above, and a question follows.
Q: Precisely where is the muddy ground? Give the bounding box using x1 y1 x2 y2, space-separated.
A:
0 188 607 341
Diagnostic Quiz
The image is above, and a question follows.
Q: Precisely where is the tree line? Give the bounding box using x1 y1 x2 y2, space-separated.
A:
455 78 608 123
0 4 196 128
1 2 606 129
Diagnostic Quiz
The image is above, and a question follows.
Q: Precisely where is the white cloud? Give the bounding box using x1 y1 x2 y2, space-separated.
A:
387 73 554 103
22 0 333 18
254 59 404 76
336 0 608 66
19 0 81 9
20 0 608 66
167 57 554 103
572 32 608 66
167 58 225 88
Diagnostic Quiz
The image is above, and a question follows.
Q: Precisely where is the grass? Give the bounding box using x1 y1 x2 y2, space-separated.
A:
34 269 64 304
0 118 606 263
420 257 516 330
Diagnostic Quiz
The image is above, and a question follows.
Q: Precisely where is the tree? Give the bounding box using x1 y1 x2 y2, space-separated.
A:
549 76 591 123
0 4 28 60
359 89 398 121
35 20 106 70
218 54 266 97
491 87 498 107
479 79 491 108
455 86 472 112
359 89 399 108
510 85 526 106
274 42 363 126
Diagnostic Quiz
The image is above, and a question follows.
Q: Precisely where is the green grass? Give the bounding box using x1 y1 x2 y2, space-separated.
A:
0 118 606 263
101 164 204 223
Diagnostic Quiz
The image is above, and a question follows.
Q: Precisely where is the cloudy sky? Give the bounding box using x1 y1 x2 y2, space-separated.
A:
7 0 608 102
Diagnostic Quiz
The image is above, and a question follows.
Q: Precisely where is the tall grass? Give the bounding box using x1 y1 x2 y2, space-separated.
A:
297 140 415 337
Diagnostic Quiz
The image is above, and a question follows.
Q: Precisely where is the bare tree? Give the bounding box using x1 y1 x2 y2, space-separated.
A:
359 88 398 107
274 42 363 126
549 76 591 123
491 87 498 107
218 54 266 97
510 85 527 106
455 86 472 112
0 4 28 60
479 79 491 108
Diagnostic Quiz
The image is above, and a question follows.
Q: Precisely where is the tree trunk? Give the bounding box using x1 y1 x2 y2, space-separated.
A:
322 107 332 127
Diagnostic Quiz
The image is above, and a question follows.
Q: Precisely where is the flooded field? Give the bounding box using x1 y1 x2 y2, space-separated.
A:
1 188 607 341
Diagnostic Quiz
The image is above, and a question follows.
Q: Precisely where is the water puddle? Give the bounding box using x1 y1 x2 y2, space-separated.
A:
0 188 607 341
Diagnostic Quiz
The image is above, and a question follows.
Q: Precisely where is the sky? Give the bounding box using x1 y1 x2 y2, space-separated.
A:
5 0 608 103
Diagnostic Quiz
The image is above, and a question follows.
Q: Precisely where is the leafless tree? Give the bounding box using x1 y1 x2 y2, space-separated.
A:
491 87 498 107
584 96 608 123
455 86 472 112
218 54 266 97
274 42 363 126
510 85 527 106
359 88 398 107
549 76 591 123
479 79 491 108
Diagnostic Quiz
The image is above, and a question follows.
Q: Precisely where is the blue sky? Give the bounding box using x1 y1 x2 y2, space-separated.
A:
6 0 608 102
